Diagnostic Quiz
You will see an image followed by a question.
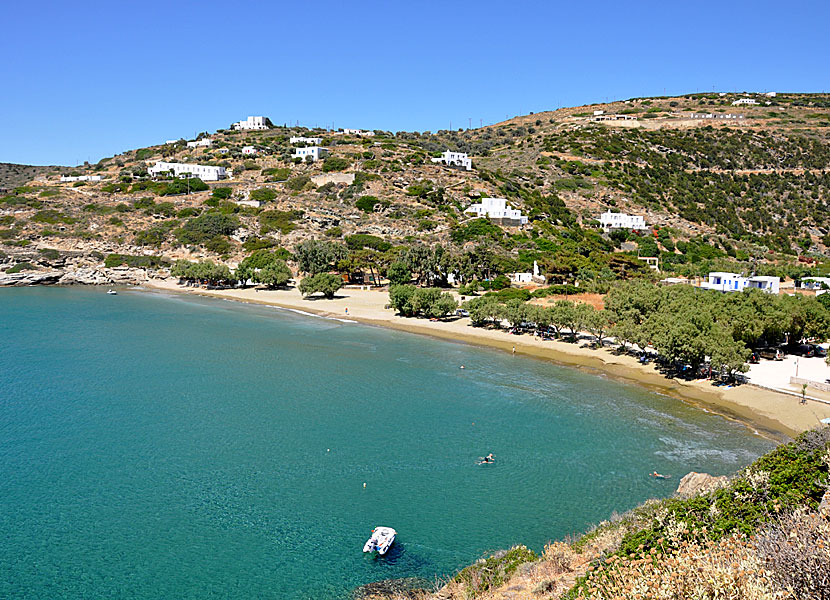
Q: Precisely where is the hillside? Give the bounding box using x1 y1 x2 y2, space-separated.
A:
2 92 830 286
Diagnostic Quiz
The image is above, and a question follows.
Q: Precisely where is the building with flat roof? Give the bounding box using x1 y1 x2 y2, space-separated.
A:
431 150 472 171
599 211 647 231
187 139 212 148
464 197 527 226
293 146 329 162
700 272 779 294
290 136 323 145
60 175 102 182
232 116 268 131
148 161 227 181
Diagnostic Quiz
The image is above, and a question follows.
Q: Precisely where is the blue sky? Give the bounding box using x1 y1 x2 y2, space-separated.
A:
1 0 827 166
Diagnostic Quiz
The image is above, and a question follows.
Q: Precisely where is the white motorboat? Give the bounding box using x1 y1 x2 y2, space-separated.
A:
106 289 117 295
363 526 396 555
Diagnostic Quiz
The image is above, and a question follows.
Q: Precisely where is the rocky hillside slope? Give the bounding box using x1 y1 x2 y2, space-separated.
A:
2 92 830 285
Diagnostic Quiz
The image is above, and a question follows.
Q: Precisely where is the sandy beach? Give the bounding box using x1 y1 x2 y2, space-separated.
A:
142 279 830 440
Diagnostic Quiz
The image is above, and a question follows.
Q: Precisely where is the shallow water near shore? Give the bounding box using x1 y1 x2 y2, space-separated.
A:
0 287 775 599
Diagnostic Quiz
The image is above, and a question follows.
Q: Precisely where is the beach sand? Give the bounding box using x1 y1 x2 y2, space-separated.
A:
142 279 830 440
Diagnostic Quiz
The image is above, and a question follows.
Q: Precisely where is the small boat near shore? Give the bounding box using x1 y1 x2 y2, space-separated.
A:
363 526 396 555
107 289 117 295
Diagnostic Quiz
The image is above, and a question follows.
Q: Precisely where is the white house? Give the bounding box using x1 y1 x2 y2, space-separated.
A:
187 139 212 148
509 272 533 284
800 276 830 290
293 146 329 162
242 146 258 155
431 150 472 171
701 272 748 292
593 110 605 116
60 175 102 182
747 276 780 294
732 98 759 106
700 272 779 294
148 161 227 181
342 128 374 137
232 116 268 131
290 136 323 145
764 92 777 97
165 139 180 145
464 197 528 226
599 211 647 231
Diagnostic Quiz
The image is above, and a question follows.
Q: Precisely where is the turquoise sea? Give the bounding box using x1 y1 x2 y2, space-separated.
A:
0 287 775 599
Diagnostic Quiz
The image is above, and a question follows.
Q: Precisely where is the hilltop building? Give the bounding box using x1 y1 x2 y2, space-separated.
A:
599 211 647 231
732 98 759 106
700 272 780 294
293 146 329 162
431 150 472 171
464 197 528 226
342 128 374 137
187 139 212 148
290 136 323 145
232 116 268 131
148 161 227 181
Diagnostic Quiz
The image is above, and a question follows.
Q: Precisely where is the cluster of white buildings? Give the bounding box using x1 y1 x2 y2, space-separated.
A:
592 114 637 122
700 272 780 294
464 197 528 226
732 98 759 106
690 113 745 120
293 147 329 162
60 175 102 183
341 128 374 137
431 150 472 171
290 136 323 145
148 161 227 181
232 116 268 131
599 211 647 231
187 138 212 148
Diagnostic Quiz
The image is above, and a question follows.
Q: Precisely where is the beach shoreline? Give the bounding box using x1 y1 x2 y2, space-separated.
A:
140 279 830 440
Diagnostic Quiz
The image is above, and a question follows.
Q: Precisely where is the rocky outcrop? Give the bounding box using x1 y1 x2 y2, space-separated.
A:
0 266 150 287
0 270 64 286
820 487 830 517
675 472 730 498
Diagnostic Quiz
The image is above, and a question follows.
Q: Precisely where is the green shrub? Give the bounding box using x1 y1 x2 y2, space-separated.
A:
135 148 153 160
259 210 301 234
249 188 277 203
175 213 239 245
285 175 311 191
325 226 343 238
355 195 389 213
103 254 170 269
453 546 537 596
322 157 350 172
38 248 61 260
6 262 36 274
263 167 291 181
212 187 233 200
32 210 76 225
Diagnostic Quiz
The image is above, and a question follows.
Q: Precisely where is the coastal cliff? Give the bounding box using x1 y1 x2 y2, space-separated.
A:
362 427 830 599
